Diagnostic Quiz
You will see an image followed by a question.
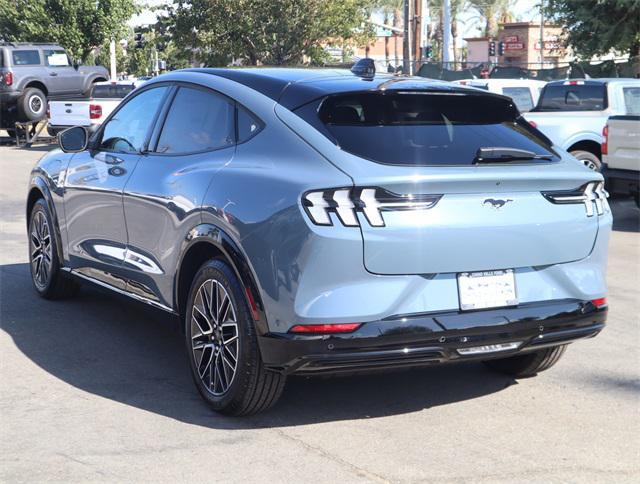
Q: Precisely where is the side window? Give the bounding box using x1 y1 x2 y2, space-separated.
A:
156 87 235 154
12 50 40 66
623 87 640 115
502 87 534 112
237 106 262 142
100 86 168 153
43 50 70 67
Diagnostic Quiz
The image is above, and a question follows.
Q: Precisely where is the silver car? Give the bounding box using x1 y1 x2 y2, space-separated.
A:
26 68 611 415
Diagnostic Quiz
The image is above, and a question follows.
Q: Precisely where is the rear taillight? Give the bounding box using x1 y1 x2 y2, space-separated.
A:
1 71 13 86
542 181 609 217
303 187 442 228
528 120 538 129
601 125 608 155
591 297 608 308
89 104 102 119
289 323 362 334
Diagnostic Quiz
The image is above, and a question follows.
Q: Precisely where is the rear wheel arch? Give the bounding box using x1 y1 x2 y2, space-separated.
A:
175 225 267 334
567 139 602 160
24 80 48 97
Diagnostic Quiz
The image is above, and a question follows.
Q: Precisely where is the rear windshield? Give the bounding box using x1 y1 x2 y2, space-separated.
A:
92 84 135 98
535 84 606 111
296 91 557 166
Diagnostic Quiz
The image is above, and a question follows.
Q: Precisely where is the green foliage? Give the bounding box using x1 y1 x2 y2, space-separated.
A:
545 0 640 58
0 0 137 62
169 0 377 66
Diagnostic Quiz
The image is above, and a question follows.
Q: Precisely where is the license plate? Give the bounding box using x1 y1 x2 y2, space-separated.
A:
457 269 518 311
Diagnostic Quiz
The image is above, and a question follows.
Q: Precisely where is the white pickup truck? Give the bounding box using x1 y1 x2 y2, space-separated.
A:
454 79 546 112
47 81 141 136
524 78 640 171
602 115 640 207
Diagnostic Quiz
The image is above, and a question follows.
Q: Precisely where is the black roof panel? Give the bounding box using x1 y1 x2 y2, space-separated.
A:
184 67 483 109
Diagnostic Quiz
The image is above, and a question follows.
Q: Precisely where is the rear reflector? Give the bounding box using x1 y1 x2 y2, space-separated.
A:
289 323 362 334
457 342 522 355
89 104 102 119
591 297 608 308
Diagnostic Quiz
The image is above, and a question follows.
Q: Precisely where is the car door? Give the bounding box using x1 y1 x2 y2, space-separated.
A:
121 84 237 308
43 49 83 94
64 85 170 289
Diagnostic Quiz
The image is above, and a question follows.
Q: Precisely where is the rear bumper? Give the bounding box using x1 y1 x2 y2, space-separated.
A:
602 165 639 197
259 299 606 375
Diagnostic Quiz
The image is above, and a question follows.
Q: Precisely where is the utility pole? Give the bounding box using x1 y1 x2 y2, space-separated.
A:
403 0 412 74
420 0 429 60
109 39 117 81
540 2 545 70
443 0 452 65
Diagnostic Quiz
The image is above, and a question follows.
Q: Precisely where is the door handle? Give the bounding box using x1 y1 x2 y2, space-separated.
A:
49 72 58 76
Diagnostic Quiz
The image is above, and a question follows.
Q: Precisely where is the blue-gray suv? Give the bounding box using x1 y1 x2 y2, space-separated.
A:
27 68 611 415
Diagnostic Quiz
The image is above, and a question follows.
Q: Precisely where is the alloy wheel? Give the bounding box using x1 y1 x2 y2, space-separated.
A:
30 211 52 288
190 279 239 396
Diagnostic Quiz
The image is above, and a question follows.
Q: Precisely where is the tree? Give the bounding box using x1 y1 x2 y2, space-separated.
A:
468 0 515 37
545 0 640 59
170 0 376 66
0 0 137 62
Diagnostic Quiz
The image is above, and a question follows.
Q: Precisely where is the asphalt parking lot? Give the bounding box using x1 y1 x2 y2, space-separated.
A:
1 140 639 483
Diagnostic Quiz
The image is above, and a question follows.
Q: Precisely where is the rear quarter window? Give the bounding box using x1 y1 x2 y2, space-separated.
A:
536 84 606 111
296 91 558 166
12 50 41 66
502 87 534 112
623 87 640 115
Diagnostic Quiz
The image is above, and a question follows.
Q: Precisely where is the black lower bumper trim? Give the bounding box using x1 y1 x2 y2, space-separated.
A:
258 299 606 375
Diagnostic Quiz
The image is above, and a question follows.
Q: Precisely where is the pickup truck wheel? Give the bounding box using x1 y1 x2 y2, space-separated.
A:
571 150 601 171
17 87 47 122
483 345 567 378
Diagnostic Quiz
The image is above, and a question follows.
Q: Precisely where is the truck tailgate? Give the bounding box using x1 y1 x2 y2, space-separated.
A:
49 100 90 127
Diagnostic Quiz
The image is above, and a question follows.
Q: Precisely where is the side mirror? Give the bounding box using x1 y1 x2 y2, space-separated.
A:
73 60 81 70
58 126 88 152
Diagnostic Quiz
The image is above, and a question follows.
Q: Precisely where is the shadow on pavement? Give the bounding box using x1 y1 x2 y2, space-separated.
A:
1 263 514 429
610 197 639 233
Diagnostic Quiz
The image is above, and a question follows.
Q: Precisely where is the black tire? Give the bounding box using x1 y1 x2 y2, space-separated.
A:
185 259 285 416
17 87 47 122
28 199 79 299
6 126 26 140
483 345 567 378
570 150 601 171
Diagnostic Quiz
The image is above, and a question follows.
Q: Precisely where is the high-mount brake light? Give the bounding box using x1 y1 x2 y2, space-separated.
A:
542 181 609 217
289 323 362 334
302 188 442 228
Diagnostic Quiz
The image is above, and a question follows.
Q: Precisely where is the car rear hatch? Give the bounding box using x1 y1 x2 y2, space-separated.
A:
295 89 603 275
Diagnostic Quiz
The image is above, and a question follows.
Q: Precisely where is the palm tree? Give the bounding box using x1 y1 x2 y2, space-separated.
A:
468 0 515 37
378 0 403 68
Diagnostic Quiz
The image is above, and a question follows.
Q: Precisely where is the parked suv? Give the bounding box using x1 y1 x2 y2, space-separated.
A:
0 42 108 128
27 69 611 415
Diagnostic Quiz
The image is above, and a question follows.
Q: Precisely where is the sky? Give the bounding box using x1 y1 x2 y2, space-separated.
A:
130 0 542 42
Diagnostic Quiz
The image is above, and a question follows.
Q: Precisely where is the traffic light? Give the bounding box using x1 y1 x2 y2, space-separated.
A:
488 41 496 56
134 33 144 49
424 45 432 59
498 42 505 56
